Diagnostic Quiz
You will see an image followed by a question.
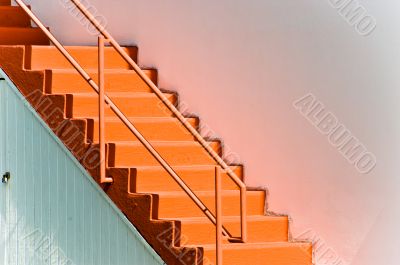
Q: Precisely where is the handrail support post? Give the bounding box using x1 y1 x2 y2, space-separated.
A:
215 166 223 265
240 186 247 243
98 35 112 184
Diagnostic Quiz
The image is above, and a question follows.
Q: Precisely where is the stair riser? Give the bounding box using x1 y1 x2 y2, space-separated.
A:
26 46 138 70
0 27 49 45
112 142 220 167
0 7 31 27
46 70 157 94
0 0 11 6
71 94 176 118
180 218 288 245
157 191 265 218
133 166 243 192
203 245 312 265
91 118 196 142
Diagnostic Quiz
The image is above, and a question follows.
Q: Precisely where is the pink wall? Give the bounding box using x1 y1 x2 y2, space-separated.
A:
23 0 400 264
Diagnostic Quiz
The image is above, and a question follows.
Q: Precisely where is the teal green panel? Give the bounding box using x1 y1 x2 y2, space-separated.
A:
0 72 166 265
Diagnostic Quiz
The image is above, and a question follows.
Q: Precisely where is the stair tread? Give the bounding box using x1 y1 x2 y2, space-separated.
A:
0 6 27 11
50 68 146 73
70 92 166 97
112 165 243 193
174 214 289 245
113 140 215 146
192 241 311 250
154 190 264 196
115 165 239 170
0 27 49 45
169 215 287 223
88 116 191 122
0 26 43 30
0 26 39 28
48 68 158 94
27 45 138 70
71 92 176 118
0 6 26 10
0 6 30 28
111 140 220 166
29 45 137 50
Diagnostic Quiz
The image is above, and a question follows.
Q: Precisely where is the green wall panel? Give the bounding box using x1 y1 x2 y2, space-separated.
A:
0 71 165 265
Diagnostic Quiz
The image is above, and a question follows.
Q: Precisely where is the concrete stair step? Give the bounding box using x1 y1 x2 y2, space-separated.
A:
90 116 197 142
131 165 242 192
0 27 49 45
156 190 265 218
70 92 176 118
176 215 289 245
0 0 11 6
197 242 312 265
25 45 138 70
0 6 31 27
46 69 157 94
110 141 221 167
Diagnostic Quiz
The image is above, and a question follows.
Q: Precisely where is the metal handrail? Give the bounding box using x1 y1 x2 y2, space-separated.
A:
14 0 230 234
68 0 247 243
14 1 248 261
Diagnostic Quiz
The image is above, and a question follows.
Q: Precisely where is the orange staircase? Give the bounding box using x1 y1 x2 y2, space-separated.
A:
0 2 313 264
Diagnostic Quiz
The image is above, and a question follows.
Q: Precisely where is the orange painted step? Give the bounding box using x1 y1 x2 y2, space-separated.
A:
0 7 31 27
157 190 265 218
46 69 157 94
25 46 138 70
91 117 197 142
0 27 49 45
132 165 243 192
2 6 314 264
178 215 288 245
111 141 220 167
199 242 312 265
70 92 176 118
0 0 10 6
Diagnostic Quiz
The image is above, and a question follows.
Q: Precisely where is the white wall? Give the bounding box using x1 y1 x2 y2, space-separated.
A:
22 0 400 264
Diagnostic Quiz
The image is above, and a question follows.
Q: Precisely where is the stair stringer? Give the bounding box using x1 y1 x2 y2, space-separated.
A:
0 45 203 265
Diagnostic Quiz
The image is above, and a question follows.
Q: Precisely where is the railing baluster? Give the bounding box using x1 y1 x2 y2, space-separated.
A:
215 166 223 265
240 187 247 243
98 35 112 184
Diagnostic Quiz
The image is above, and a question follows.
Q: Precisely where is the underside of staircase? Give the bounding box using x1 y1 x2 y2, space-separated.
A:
0 2 313 264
